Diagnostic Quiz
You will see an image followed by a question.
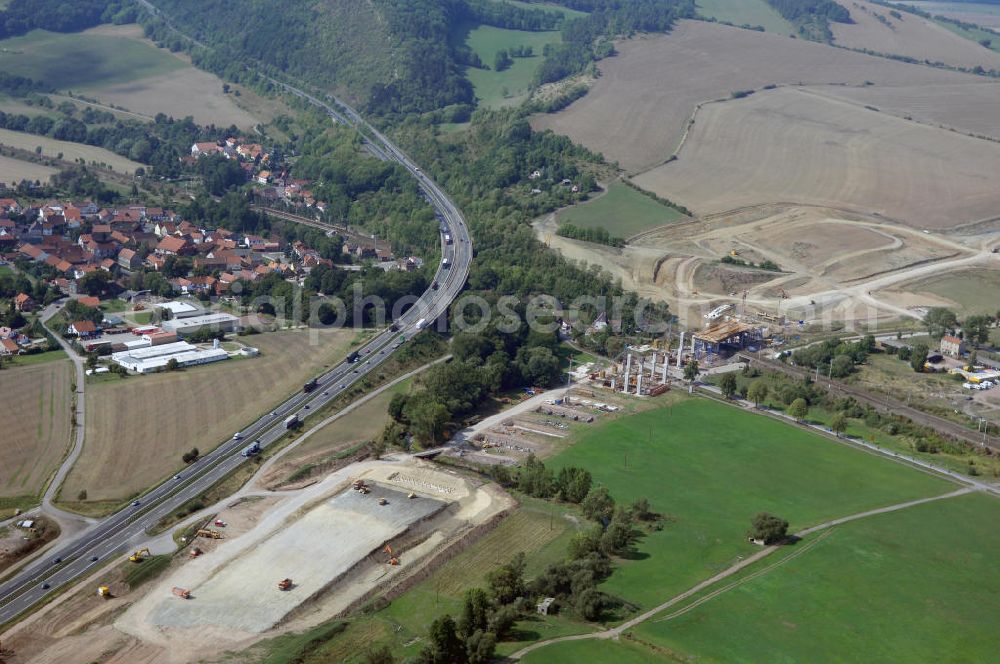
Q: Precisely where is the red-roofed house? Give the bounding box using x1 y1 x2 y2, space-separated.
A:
0 338 20 356
118 248 141 270
67 320 98 338
155 236 193 256
191 142 223 158
14 293 34 312
77 296 101 308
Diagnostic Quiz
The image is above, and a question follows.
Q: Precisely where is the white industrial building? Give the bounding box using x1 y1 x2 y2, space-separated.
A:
158 300 202 318
111 341 229 374
160 312 241 336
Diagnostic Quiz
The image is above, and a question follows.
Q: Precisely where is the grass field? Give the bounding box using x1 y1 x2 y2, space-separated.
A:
61 329 354 504
522 638 666 664
462 24 563 107
0 127 143 173
899 268 1000 315
0 153 57 183
558 182 686 237
632 492 1000 662
0 360 73 501
695 0 793 33
0 27 183 90
932 14 1000 53
547 398 954 609
0 25 258 127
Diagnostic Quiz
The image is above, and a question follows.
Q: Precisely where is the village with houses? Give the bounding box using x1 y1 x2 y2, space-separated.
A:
0 135 427 373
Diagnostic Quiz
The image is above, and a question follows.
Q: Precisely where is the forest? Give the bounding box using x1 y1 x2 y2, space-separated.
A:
764 0 853 40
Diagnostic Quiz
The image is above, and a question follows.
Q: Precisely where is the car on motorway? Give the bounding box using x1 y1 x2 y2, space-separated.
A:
42 582 50 589
174 474 181 480
53 557 61 564
304 404 311 410
233 432 243 440
132 500 141 507
340 383 346 389
90 556 98 562
322 391 329 396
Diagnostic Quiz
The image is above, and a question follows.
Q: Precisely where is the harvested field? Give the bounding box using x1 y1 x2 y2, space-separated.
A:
910 1 1000 30
0 360 72 501
531 20 984 172
831 0 1000 70
0 153 58 183
63 329 354 503
632 87 1000 230
0 127 144 174
805 82 1000 142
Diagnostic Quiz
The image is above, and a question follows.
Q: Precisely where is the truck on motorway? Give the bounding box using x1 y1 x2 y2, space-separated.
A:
241 441 261 457
303 378 319 393
347 350 360 363
415 318 427 330
442 257 451 268
444 233 452 244
284 414 300 429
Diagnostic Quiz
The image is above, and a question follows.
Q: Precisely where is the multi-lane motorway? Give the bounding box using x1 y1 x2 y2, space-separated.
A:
0 83 472 626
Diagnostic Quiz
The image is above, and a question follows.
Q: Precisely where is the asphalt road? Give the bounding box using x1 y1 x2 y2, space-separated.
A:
0 83 472 626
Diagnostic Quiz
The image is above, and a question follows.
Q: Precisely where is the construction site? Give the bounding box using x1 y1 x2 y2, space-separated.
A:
2 458 509 664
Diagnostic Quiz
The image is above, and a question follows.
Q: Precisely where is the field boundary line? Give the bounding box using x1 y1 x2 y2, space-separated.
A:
651 529 835 624
510 484 973 659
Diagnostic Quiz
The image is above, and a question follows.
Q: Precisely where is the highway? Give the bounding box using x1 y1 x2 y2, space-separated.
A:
0 80 472 626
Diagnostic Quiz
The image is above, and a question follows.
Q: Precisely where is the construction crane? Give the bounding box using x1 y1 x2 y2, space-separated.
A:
128 547 151 563
776 288 789 313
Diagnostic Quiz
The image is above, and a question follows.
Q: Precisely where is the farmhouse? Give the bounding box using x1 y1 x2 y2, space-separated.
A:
0 338 20 356
67 320 99 338
13 293 34 312
111 340 229 374
940 335 966 357
159 312 241 336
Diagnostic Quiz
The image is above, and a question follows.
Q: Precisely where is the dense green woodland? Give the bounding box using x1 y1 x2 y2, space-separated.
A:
764 0 852 41
0 0 136 38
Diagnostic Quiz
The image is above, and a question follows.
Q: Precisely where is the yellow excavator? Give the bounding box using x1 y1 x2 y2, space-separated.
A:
128 547 151 563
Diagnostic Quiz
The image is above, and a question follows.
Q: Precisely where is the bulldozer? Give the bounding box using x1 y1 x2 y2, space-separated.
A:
196 529 224 539
97 586 112 599
128 547 151 563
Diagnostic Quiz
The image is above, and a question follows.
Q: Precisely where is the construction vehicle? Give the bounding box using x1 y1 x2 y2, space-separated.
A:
172 587 191 599
384 545 399 566
278 578 293 591
196 528 224 539
378 497 388 506
189 547 203 559
97 585 112 598
128 547 151 563
353 479 371 494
